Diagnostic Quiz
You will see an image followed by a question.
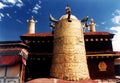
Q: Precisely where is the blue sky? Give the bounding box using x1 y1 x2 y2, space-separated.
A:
0 0 120 51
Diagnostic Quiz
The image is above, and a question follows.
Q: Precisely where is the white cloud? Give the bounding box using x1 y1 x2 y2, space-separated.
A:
1 0 23 8
32 0 41 14
16 3 23 7
110 26 120 32
0 2 7 9
111 9 120 25
101 21 106 25
16 0 23 7
0 0 23 21
16 19 23 24
32 4 41 14
0 13 4 21
113 9 120 15
110 26 120 51
6 13 9 16
14 11 17 13
110 9 120 51
6 0 16 4
6 13 12 18
0 12 12 21
111 16 120 24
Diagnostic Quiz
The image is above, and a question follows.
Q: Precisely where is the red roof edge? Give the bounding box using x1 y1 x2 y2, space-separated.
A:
22 33 53 37
84 32 114 35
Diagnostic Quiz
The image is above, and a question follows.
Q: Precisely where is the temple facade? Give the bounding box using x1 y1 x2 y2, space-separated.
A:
20 31 120 82
0 7 120 83
0 41 28 83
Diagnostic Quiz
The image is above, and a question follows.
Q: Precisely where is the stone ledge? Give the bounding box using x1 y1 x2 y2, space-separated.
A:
26 78 97 83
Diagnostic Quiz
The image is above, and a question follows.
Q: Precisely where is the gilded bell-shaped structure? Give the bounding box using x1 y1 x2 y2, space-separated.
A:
50 13 90 81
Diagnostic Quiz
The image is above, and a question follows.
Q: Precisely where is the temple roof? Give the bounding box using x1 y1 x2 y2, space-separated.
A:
84 32 114 35
0 41 28 47
0 41 28 66
0 48 28 66
21 32 114 37
22 33 53 37
87 51 120 56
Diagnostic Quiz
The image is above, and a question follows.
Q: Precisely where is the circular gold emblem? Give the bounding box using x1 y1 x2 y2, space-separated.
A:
98 61 107 71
